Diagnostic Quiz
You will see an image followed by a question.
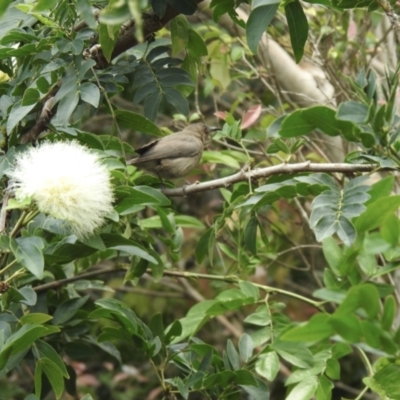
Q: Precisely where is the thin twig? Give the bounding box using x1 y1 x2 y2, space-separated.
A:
32 265 325 310
34 267 126 292
161 162 380 197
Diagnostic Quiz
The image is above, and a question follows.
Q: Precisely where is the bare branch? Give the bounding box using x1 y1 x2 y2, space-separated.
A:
20 97 55 144
0 192 10 233
162 162 379 197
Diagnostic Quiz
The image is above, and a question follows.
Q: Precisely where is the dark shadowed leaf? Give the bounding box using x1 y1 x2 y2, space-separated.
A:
115 110 162 136
246 2 279 54
285 0 308 63
167 0 198 15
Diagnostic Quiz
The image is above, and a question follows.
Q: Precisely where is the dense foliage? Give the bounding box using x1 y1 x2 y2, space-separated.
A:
1 0 400 399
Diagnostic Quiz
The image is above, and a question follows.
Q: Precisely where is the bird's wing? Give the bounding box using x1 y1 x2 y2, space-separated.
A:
132 134 203 164
134 139 160 155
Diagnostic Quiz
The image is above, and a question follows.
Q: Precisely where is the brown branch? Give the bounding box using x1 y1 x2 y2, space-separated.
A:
0 192 10 233
20 96 55 144
162 162 380 197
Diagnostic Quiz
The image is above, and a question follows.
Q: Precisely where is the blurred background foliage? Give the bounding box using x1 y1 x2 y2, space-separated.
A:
1 0 400 399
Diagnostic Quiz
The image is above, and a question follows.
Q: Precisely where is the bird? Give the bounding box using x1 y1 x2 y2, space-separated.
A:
127 123 217 181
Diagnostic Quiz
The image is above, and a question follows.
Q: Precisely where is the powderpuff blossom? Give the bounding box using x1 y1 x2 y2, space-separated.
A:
9 141 114 238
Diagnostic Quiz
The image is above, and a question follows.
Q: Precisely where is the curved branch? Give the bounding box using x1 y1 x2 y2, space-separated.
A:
162 162 379 197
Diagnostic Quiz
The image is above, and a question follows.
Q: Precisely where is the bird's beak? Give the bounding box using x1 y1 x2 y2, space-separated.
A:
209 127 220 133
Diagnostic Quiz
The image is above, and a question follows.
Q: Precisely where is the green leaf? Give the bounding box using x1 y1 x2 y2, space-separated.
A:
37 357 65 399
80 82 100 108
332 342 352 359
226 340 240 370
93 298 145 336
244 215 258 255
272 342 314 368
361 320 381 348
202 151 241 169
76 0 96 28
115 186 170 213
134 81 158 104
244 306 271 326
34 361 42 398
151 0 167 17
172 300 218 342
322 237 342 276
278 104 357 139
115 110 162 136
355 196 400 233
6 100 37 134
195 228 215 264
149 313 165 343
310 177 370 246
358 284 380 319
380 217 400 246
280 313 333 342
100 233 157 264
285 0 308 63
52 296 89 325
315 375 334 400
0 324 49 369
22 88 40 106
329 313 360 342
12 237 45 280
55 89 79 127
164 87 189 115
33 0 58 11
170 15 189 56
20 314 52 325
158 70 194 88
325 358 340 380
144 91 162 120
336 100 369 124
239 281 260 300
240 377 270 400
187 29 208 57
255 351 279 381
238 333 253 363
0 0 13 17
279 110 315 137
164 320 182 344
167 0 198 15
45 242 97 264
373 364 400 398
381 295 396 330
286 377 318 400
35 340 69 378
80 395 94 400
99 23 119 62
139 215 204 229
246 3 279 54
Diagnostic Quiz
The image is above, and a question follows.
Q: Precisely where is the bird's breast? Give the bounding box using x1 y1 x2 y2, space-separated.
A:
157 154 202 179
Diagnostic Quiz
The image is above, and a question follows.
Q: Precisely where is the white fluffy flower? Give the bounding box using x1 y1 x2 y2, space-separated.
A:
9 141 114 238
